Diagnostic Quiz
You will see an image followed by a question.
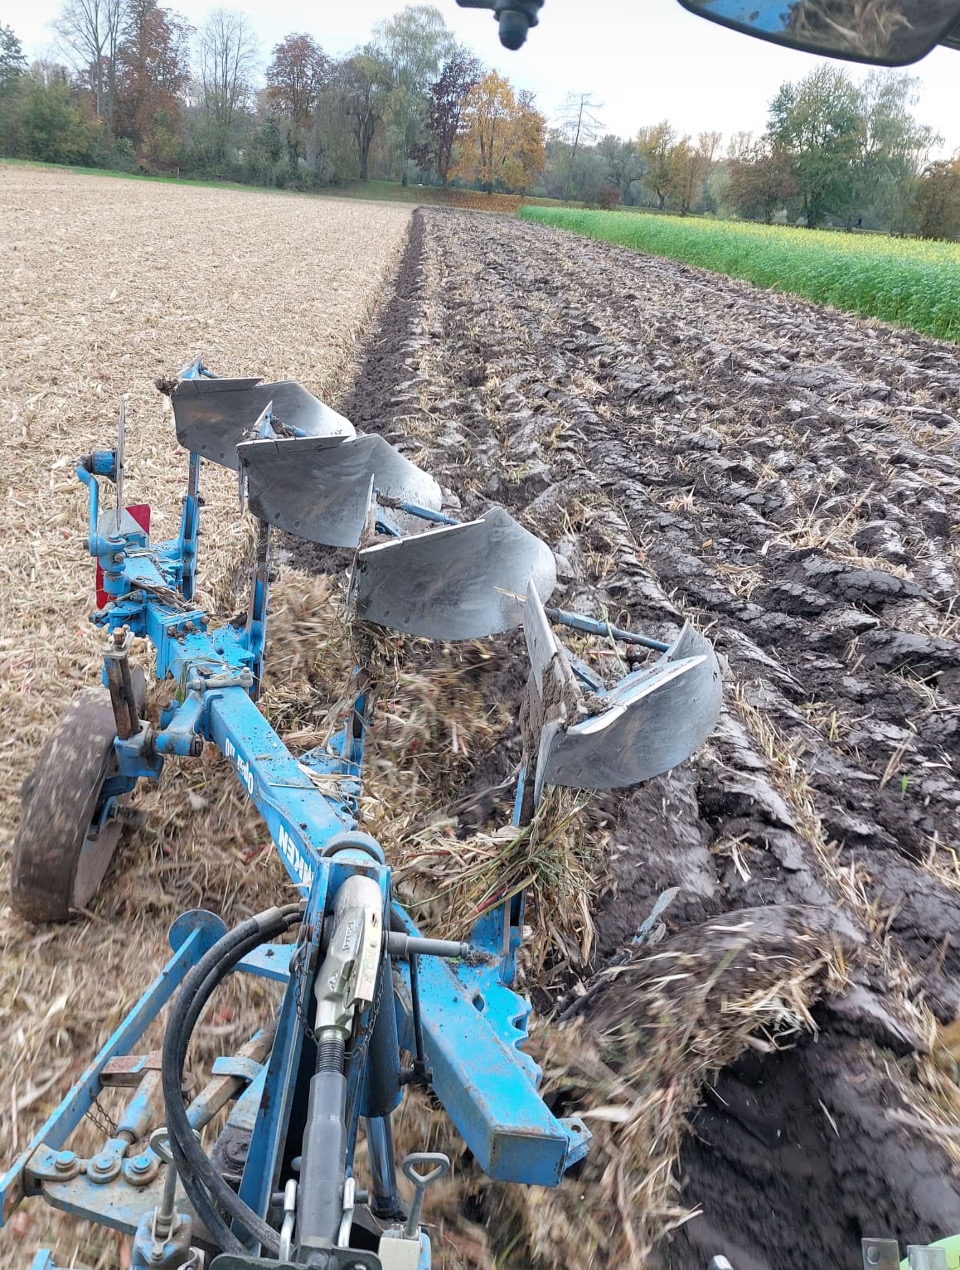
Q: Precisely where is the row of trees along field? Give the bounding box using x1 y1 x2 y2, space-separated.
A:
1 2 959 236
548 69 956 237
0 3 545 194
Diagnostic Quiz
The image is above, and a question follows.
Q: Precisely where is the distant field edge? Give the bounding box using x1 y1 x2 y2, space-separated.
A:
0 158 577 214
520 205 960 346
0 155 312 196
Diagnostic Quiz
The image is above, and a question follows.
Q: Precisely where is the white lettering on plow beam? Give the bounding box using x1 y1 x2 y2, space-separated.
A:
224 734 314 887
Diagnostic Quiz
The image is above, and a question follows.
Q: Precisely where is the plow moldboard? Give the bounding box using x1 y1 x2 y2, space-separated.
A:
538 623 722 791
237 433 442 548
172 378 354 469
350 506 558 639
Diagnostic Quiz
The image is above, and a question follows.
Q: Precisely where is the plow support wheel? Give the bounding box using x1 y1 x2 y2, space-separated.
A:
12 675 145 922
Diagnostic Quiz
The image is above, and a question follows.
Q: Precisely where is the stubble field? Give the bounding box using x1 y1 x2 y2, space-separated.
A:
0 164 410 1266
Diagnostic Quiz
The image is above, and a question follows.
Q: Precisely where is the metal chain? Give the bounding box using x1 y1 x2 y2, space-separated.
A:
291 940 321 1048
85 1094 118 1137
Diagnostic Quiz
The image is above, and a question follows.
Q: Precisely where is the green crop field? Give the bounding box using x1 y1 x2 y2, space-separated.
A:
519 205 960 345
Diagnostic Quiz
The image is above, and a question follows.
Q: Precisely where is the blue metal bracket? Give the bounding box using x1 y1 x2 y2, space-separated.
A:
175 358 212 601
235 943 294 984
9 360 613 1270
25 1146 174 1237
391 906 590 1187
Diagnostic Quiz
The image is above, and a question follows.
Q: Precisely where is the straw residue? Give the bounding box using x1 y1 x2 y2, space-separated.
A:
0 166 409 1265
497 906 845 1269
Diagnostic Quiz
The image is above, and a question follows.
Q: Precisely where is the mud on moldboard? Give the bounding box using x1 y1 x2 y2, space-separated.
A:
303 207 960 1269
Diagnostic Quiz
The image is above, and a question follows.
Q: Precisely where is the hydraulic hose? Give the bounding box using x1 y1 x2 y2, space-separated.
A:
164 918 290 1254
161 905 302 1256
171 924 284 1252
162 923 270 1255
171 909 302 1250
164 910 301 1253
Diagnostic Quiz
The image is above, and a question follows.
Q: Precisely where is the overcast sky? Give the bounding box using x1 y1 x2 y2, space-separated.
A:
7 0 960 154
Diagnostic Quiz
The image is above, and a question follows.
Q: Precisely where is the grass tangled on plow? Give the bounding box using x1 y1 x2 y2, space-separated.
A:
495 907 847 1269
394 787 604 973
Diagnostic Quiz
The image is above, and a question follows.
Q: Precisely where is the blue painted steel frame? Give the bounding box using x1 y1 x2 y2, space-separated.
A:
233 848 387 1248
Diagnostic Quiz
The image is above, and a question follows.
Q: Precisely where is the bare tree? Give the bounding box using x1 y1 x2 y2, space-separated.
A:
697 130 723 167
559 90 603 197
559 92 602 158
28 58 73 87
54 0 124 140
198 7 258 150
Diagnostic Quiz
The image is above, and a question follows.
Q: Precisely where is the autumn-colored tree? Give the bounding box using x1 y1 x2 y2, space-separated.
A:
515 88 546 189
115 0 190 163
452 71 544 194
453 71 511 193
661 136 698 216
265 32 329 163
417 48 480 183
635 120 675 210
662 130 721 216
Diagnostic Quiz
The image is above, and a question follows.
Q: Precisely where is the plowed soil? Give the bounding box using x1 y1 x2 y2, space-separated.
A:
332 207 960 1270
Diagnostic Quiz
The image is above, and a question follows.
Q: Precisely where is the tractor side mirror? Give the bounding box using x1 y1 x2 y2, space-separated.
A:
677 0 960 65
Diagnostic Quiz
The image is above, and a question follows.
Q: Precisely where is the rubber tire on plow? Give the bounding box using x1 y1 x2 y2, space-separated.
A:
11 671 145 922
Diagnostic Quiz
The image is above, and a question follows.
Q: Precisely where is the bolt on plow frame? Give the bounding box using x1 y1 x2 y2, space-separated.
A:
3 360 724 1270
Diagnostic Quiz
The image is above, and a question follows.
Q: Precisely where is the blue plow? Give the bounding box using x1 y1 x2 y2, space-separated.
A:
4 358 722 1270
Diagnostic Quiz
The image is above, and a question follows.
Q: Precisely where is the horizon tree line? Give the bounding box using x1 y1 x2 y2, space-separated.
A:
1 5 958 236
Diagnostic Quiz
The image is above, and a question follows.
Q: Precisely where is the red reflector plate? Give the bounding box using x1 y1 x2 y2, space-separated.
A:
96 504 151 609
